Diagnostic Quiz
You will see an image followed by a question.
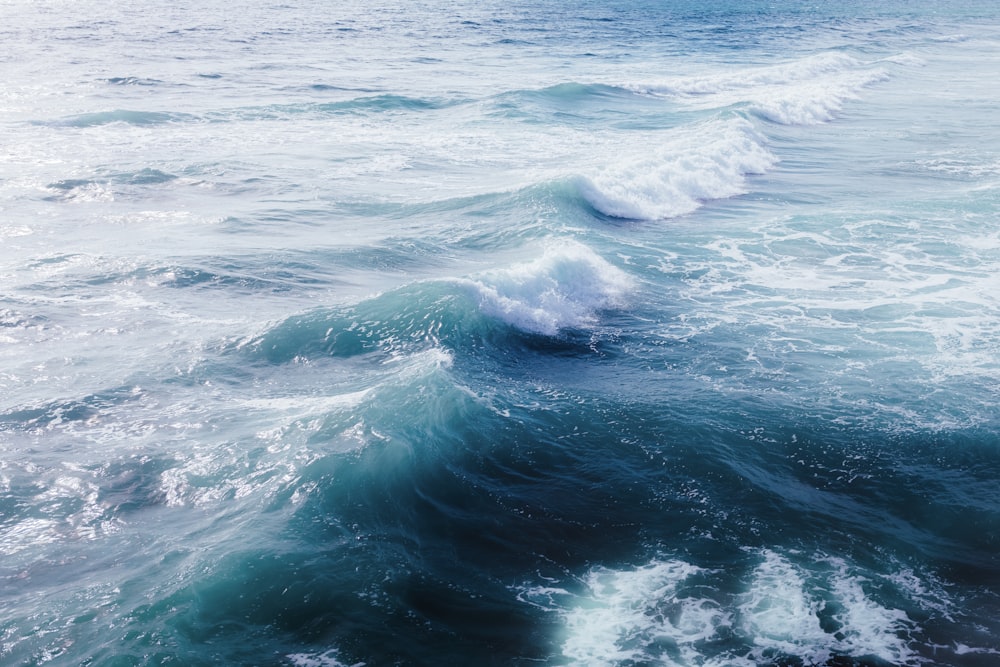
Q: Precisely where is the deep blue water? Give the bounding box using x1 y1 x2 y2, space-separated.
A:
2 1 1000 665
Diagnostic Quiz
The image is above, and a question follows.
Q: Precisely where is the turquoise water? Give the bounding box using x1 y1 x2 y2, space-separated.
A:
2 1 1000 665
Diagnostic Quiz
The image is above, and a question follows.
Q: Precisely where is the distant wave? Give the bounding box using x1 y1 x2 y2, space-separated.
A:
624 52 888 125
487 81 669 126
44 94 465 128
493 81 638 108
48 109 198 127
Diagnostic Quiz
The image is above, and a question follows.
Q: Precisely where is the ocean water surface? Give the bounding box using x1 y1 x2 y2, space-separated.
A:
2 1 1000 665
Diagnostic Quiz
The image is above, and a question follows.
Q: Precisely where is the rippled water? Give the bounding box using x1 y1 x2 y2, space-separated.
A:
2 1 1000 665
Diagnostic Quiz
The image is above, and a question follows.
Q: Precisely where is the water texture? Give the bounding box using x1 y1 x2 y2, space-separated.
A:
2 1 1000 665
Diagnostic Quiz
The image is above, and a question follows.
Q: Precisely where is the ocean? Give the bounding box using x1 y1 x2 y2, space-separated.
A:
2 1 1000 665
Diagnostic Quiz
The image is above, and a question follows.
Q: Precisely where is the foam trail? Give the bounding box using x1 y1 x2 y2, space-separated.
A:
578 117 775 220
460 240 633 336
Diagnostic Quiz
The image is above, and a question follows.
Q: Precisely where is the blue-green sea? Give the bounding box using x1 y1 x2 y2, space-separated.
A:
2 1 1000 664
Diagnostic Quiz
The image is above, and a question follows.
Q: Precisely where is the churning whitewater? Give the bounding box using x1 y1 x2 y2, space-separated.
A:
2 1 1000 665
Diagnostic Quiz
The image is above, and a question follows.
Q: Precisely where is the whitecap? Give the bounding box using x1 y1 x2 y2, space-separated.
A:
578 117 775 220
460 240 633 335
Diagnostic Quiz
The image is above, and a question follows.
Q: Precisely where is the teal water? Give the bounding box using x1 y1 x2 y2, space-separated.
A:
2 1 1000 665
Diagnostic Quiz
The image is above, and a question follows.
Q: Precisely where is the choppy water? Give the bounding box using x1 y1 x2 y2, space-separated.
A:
2 1 1000 665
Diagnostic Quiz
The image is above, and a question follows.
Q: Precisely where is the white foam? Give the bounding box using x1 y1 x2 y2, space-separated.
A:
625 52 888 125
528 552 930 666
830 562 917 664
287 649 365 667
741 551 918 665
740 551 834 665
557 559 731 666
578 117 775 220
461 241 633 335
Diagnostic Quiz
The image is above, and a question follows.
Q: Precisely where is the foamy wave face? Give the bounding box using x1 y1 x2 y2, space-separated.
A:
522 550 955 666
627 52 888 125
461 241 633 336
578 118 775 220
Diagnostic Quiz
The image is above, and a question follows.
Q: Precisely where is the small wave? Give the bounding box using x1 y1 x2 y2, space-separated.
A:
238 283 463 364
459 240 633 336
488 81 660 125
42 178 115 202
502 81 633 105
103 76 164 86
49 109 198 127
315 93 462 114
186 94 467 123
577 117 775 220
878 52 927 67
931 34 969 43
624 52 888 125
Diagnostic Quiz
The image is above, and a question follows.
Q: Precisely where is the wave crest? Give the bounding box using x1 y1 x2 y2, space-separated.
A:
578 118 775 220
461 241 633 336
